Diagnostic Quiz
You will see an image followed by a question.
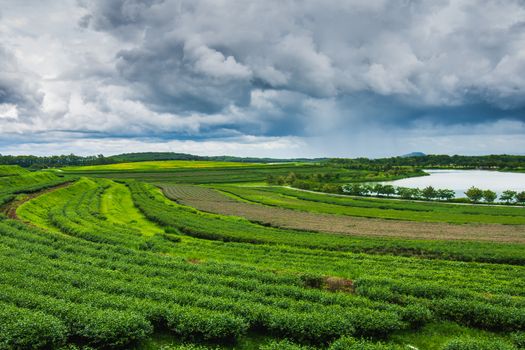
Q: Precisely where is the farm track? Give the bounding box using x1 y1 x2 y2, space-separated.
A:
162 184 525 243
1 181 73 220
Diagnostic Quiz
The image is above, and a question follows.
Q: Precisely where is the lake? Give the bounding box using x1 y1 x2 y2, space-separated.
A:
383 169 525 198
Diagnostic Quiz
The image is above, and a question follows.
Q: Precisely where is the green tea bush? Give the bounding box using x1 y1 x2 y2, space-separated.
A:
328 336 402 350
442 337 516 350
432 298 525 331
164 307 248 341
260 339 314 349
511 332 525 349
0 303 67 350
399 303 433 328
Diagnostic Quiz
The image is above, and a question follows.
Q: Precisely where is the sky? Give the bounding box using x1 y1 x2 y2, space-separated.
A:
1 0 525 158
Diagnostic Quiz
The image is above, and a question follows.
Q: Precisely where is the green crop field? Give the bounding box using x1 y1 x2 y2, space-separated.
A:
1 162 524 350
62 160 267 171
210 185 525 225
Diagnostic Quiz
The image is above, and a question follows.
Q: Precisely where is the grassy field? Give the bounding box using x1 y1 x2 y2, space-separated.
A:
62 160 268 171
161 184 525 242
100 180 164 236
60 160 423 185
1 162 524 349
0 165 29 176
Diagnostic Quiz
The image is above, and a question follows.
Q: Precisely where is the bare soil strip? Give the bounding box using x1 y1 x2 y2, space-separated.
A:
161 184 525 243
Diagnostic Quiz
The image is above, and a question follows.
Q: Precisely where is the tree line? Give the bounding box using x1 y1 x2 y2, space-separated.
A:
342 183 525 204
342 183 456 201
0 154 111 169
464 187 525 204
327 154 525 171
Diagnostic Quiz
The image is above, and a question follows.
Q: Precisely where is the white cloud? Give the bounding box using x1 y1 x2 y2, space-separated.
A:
0 104 18 120
1 0 525 157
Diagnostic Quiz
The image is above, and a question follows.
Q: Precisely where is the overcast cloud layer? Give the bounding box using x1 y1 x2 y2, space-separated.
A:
1 0 525 157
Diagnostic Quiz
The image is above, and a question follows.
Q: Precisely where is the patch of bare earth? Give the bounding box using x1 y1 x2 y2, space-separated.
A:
161 185 525 244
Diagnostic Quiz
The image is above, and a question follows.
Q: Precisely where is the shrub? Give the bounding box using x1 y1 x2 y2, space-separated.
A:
511 332 525 349
432 298 525 332
399 304 433 328
442 337 516 350
164 307 248 342
329 336 402 350
0 303 67 350
300 273 324 289
260 339 313 350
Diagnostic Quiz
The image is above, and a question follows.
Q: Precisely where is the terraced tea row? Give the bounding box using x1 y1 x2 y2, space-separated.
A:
129 181 525 264
211 185 525 225
5 176 525 349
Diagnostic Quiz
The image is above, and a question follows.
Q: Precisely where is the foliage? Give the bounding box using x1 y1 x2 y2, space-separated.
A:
465 187 483 202
422 186 438 200
516 192 525 204
2 166 525 349
501 190 518 204
327 154 525 170
442 337 516 350
259 339 314 349
482 190 497 203
217 185 525 225
511 332 525 349
0 302 67 350
0 153 110 169
328 337 402 350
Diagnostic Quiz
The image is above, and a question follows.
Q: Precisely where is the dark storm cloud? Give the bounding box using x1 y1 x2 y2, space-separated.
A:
2 0 525 156
75 0 525 137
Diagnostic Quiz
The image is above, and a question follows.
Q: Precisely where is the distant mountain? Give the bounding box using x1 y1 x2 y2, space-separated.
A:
401 152 426 158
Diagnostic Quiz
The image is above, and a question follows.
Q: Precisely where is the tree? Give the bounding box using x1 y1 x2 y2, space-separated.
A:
361 184 373 196
465 187 483 202
383 185 396 197
422 186 437 200
500 190 517 204
516 191 525 205
394 186 424 200
343 183 365 196
372 184 385 196
482 190 497 203
396 187 414 199
411 188 423 200
285 172 297 185
437 189 455 201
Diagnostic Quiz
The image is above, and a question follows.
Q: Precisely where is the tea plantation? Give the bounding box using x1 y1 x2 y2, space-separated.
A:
0 163 524 350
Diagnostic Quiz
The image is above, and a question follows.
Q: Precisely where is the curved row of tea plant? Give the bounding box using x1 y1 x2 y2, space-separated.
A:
128 181 525 264
7 177 525 349
212 185 525 225
0 169 72 208
0 219 412 348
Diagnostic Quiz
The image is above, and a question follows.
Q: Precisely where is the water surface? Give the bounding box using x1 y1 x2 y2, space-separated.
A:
384 169 525 198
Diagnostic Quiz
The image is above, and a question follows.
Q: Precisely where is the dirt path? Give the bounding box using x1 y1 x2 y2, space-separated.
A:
1 182 73 220
161 184 525 243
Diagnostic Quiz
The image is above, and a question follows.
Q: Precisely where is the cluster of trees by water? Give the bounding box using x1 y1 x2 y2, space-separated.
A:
341 183 525 205
342 183 456 201
328 154 525 171
267 172 343 193
266 169 422 194
464 187 525 204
